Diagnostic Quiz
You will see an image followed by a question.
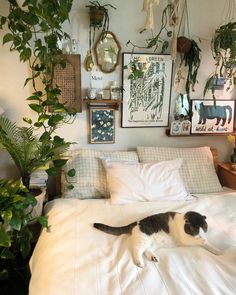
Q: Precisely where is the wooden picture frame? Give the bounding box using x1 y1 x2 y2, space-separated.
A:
89 108 115 143
53 54 82 112
121 53 173 127
191 99 235 134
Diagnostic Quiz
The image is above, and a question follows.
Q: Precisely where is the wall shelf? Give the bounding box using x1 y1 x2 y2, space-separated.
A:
83 99 122 110
165 129 236 137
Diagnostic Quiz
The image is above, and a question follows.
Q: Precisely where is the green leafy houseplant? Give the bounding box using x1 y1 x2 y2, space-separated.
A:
86 1 116 42
0 0 76 191
84 1 116 72
204 21 236 99
175 38 201 103
0 179 48 282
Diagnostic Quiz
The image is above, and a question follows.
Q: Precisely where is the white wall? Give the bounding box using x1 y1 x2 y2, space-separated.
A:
0 0 235 178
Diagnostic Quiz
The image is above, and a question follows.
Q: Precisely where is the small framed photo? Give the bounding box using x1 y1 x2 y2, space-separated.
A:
170 120 181 135
89 108 115 143
180 120 191 135
191 99 235 134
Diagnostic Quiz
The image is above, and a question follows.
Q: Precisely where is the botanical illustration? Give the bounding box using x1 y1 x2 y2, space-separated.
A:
90 109 115 143
122 54 173 127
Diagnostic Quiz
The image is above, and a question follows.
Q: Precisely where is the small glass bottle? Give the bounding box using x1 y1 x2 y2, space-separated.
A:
110 81 121 100
71 39 79 54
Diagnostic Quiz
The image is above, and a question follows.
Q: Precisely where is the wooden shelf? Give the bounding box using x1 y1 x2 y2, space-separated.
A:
166 129 236 137
83 99 122 110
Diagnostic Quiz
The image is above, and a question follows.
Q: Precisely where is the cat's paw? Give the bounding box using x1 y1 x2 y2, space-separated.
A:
145 250 159 262
134 259 145 268
151 255 159 262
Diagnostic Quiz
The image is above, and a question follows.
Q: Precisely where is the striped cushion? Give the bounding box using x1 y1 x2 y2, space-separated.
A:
61 149 139 199
137 146 223 194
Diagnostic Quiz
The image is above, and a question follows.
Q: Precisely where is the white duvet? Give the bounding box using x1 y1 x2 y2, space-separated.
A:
29 189 236 295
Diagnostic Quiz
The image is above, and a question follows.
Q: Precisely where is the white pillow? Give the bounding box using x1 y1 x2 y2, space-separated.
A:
103 158 193 205
61 149 139 199
137 146 223 194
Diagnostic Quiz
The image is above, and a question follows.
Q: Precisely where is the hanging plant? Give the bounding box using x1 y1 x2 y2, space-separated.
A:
85 1 116 72
204 21 236 99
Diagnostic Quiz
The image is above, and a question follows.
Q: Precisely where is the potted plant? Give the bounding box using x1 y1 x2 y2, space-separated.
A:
84 1 116 72
0 0 76 202
0 179 48 288
176 38 202 104
204 21 236 99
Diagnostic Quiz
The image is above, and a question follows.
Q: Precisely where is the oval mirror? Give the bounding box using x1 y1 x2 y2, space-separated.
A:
94 31 121 73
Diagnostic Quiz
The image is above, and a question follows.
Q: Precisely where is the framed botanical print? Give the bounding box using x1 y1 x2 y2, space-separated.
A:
191 99 235 134
89 108 115 143
121 53 173 127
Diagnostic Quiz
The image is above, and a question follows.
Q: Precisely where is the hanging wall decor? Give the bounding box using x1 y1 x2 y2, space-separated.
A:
122 53 173 127
89 108 115 143
54 54 82 112
191 99 235 134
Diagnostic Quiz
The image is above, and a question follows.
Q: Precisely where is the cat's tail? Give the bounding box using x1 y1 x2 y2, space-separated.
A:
93 222 137 236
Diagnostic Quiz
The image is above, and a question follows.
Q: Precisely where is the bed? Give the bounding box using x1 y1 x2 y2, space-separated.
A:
29 146 236 295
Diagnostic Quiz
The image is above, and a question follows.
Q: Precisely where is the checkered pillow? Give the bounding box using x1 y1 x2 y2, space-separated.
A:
137 146 223 194
61 149 139 199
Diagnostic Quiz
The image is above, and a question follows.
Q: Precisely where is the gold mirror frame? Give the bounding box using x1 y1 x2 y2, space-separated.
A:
94 31 121 73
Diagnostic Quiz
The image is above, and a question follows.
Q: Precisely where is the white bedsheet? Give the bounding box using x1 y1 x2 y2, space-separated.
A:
29 189 236 295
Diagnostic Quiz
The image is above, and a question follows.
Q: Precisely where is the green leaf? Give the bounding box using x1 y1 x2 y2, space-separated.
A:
1 209 12 224
37 216 48 229
23 117 33 124
48 114 64 126
39 131 50 141
46 167 60 176
67 168 76 177
26 95 41 101
0 16 7 29
29 103 44 113
10 213 21 231
53 159 68 168
67 184 74 190
3 33 14 44
0 227 11 247
34 122 43 128
20 47 32 62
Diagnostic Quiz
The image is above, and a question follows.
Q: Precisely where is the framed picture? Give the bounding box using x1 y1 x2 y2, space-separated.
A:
191 99 235 134
89 108 115 143
121 53 173 127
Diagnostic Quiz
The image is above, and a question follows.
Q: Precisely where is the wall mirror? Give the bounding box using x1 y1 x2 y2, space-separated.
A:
94 31 121 73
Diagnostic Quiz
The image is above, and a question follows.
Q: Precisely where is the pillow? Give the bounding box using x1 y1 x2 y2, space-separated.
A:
137 146 222 194
103 158 192 205
61 149 139 199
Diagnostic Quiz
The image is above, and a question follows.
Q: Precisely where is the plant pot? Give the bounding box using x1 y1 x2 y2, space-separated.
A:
26 186 46 221
177 36 192 54
89 7 105 27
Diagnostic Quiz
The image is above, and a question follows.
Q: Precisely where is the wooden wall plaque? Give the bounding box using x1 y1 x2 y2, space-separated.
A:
54 54 82 112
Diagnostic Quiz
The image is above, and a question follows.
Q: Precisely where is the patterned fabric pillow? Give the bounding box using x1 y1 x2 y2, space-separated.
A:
61 149 139 199
137 146 223 194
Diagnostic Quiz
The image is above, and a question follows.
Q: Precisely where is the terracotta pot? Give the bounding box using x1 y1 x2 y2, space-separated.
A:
89 7 105 27
177 36 192 54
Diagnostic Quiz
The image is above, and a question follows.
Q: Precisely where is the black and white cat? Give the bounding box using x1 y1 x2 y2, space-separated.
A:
94 211 222 268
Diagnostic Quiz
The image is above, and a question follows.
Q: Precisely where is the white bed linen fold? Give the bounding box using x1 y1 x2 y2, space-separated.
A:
29 189 236 295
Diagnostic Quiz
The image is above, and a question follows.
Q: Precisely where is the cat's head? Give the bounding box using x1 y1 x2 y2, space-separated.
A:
184 211 208 236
